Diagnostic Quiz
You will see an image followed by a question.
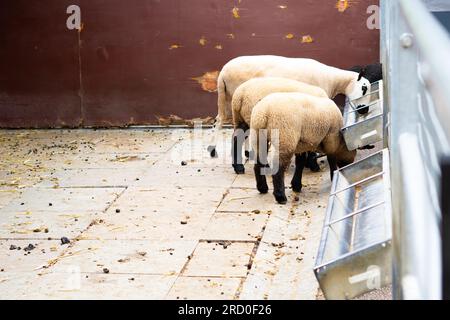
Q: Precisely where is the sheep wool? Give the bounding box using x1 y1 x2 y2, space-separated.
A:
230 77 328 174
232 77 328 129
250 92 357 204
219 55 371 124
208 55 371 157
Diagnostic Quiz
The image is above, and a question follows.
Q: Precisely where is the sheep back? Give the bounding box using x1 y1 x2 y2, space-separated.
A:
250 92 344 156
232 77 328 128
221 55 357 99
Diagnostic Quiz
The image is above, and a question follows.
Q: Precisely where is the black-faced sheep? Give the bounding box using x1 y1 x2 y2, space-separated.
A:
349 63 383 83
231 77 328 174
250 92 357 204
349 63 383 114
208 55 371 158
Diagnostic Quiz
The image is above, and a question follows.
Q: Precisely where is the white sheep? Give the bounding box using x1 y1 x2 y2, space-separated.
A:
250 92 357 204
231 77 328 174
208 55 371 157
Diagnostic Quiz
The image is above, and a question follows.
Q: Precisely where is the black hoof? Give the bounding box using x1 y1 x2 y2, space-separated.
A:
357 105 370 115
274 193 287 205
306 161 321 172
233 164 245 175
207 146 217 158
257 183 269 194
291 183 302 193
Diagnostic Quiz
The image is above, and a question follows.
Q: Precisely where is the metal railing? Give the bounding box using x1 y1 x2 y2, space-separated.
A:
382 0 450 300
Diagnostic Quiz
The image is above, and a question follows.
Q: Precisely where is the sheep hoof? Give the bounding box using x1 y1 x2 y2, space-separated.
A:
306 161 321 172
291 184 302 193
207 146 218 158
274 194 287 205
257 184 269 194
233 164 245 175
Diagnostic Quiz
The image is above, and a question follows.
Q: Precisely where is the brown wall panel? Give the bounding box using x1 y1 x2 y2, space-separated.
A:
1 0 380 128
0 0 82 128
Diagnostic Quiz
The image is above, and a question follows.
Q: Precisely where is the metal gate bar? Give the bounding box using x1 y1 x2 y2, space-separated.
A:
382 0 450 300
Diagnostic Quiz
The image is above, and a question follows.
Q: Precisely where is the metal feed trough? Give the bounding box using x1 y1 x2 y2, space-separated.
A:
342 81 384 151
314 149 392 300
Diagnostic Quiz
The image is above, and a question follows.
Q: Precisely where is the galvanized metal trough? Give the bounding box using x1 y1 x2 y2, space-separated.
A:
314 149 392 300
342 81 384 150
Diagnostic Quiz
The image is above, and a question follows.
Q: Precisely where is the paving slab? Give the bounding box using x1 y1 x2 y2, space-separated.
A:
182 242 255 278
0 210 101 240
107 186 227 214
0 189 21 210
0 129 181 141
88 133 178 154
0 239 65 273
239 170 330 300
134 165 236 188
0 272 176 300
1 188 123 213
81 210 214 241
166 276 242 300
201 212 269 241
216 188 287 213
159 130 234 169
47 239 197 276
37 168 147 188
0 129 385 300
37 153 163 170
0 169 46 190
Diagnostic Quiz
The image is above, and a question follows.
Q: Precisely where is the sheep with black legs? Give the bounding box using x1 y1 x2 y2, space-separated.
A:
250 92 357 204
208 55 371 158
231 77 328 174
349 63 383 114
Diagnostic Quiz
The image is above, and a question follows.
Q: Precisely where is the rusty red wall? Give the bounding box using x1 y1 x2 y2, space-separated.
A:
0 0 380 128
0 0 83 127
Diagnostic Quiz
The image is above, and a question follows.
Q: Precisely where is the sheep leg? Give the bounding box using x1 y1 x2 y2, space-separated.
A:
305 152 321 172
327 155 338 181
207 117 223 158
272 154 291 204
272 164 288 205
232 123 249 174
244 136 251 158
232 134 245 174
291 153 307 193
253 135 270 194
254 160 269 194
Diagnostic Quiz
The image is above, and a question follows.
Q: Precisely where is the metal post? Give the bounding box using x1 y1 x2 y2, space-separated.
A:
380 0 390 150
388 0 423 300
442 156 450 300
386 0 450 300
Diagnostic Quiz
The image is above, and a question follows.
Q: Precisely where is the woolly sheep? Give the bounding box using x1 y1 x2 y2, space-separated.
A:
349 63 383 114
250 92 357 204
207 55 371 157
231 77 328 174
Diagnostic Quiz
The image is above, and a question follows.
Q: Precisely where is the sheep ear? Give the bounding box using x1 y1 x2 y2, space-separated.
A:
358 69 365 81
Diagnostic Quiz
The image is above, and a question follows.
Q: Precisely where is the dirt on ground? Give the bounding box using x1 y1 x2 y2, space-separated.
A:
0 129 390 300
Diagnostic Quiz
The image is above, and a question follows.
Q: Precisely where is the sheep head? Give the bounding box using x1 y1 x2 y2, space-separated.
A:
347 70 372 114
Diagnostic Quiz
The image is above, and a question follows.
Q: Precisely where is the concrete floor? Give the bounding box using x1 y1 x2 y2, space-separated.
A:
0 128 390 300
